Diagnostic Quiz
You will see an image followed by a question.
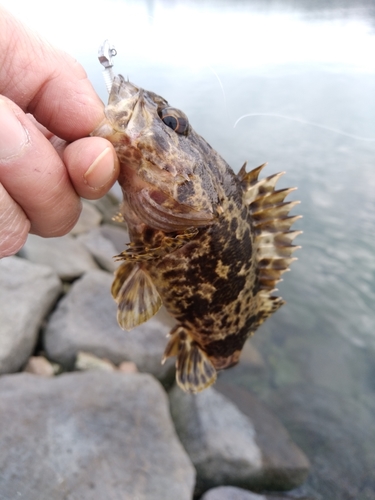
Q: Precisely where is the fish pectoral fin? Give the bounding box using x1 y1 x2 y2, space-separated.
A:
162 326 217 393
115 227 199 262
111 262 162 330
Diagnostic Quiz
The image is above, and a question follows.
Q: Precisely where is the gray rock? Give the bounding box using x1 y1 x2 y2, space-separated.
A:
0 371 195 500
19 234 98 280
215 381 310 491
168 385 262 496
99 223 130 253
76 227 120 272
87 191 122 226
44 270 175 381
201 486 314 500
69 200 102 235
0 256 62 374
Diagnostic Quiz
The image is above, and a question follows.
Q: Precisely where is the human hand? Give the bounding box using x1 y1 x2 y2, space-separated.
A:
0 8 120 258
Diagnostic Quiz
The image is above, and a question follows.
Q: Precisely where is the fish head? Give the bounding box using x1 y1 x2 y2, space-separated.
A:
92 75 216 232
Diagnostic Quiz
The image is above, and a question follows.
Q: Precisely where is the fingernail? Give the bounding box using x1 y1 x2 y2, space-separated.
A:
84 147 115 189
0 101 29 161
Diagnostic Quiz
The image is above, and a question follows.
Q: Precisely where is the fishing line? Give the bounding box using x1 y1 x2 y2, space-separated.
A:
233 113 375 142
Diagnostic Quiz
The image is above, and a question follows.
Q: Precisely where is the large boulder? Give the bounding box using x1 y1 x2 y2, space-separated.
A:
0 371 195 500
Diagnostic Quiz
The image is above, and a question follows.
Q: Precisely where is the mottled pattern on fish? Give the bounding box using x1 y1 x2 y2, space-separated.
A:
92 75 300 392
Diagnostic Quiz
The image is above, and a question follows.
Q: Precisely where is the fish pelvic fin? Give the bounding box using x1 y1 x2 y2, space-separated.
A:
239 162 302 327
111 262 162 330
162 325 217 393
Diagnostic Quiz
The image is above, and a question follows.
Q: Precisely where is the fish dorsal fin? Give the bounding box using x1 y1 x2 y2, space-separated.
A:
239 163 302 328
162 325 217 393
111 262 162 330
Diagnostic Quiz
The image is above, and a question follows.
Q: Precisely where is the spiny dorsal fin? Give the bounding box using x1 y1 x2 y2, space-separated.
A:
239 163 301 328
112 262 162 330
162 325 217 393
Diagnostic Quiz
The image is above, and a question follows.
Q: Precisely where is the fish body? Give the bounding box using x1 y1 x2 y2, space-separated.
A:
92 75 300 392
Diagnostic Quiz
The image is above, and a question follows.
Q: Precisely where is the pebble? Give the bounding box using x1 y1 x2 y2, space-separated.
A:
23 356 55 377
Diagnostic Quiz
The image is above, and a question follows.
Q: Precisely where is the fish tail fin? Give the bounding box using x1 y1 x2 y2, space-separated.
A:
239 163 302 327
162 325 217 393
111 262 162 330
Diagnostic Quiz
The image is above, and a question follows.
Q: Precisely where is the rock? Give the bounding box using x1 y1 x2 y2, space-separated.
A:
0 371 195 500
44 270 175 381
19 234 98 280
87 192 122 226
76 227 121 272
23 356 55 377
69 200 102 235
0 256 62 374
215 381 310 491
99 223 130 253
168 385 262 496
200 486 314 500
75 351 116 372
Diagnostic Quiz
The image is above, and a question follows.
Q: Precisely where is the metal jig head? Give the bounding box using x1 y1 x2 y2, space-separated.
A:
98 40 117 93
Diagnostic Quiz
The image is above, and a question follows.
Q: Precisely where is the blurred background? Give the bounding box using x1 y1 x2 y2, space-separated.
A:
2 1 375 498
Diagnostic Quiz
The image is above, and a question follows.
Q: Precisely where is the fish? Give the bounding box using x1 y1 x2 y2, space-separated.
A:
91 74 301 393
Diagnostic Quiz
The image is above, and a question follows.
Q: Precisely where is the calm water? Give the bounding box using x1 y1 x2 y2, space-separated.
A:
4 0 375 498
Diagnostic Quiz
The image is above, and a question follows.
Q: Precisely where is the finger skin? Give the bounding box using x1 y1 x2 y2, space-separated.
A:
0 184 30 258
0 7 104 140
0 97 82 238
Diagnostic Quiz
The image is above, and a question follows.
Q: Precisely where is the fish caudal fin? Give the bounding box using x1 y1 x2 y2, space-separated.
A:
162 326 217 393
239 162 302 327
111 262 162 330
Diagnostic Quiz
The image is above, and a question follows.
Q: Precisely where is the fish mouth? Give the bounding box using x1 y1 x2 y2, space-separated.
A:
109 75 140 105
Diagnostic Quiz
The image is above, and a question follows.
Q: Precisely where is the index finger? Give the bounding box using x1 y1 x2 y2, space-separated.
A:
0 7 104 141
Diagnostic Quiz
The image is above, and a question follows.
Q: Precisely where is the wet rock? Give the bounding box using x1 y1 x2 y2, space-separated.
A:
215 381 310 491
200 486 314 500
44 270 175 381
169 385 262 496
19 234 98 280
69 200 102 235
0 256 62 374
0 371 195 500
23 356 55 377
77 227 120 272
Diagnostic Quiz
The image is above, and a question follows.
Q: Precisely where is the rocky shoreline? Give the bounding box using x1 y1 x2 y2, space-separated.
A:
0 196 312 500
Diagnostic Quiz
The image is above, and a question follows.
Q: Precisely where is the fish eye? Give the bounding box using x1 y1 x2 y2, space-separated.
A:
159 107 189 135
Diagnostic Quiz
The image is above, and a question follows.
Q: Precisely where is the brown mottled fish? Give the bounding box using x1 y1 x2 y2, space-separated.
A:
91 74 301 393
